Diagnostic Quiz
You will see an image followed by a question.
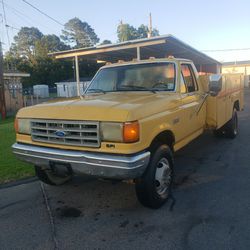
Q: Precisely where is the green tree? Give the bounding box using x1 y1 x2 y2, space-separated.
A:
151 28 160 37
137 24 149 39
10 27 43 62
117 23 138 42
5 23 101 88
16 57 74 87
100 40 112 45
35 34 70 58
117 22 160 42
6 27 74 87
61 17 99 48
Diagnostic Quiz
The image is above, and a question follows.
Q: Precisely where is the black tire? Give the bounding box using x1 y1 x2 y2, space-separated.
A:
135 144 173 209
225 109 238 139
35 165 72 186
213 127 224 137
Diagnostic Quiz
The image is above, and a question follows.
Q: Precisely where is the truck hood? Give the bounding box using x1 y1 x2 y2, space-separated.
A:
17 92 180 122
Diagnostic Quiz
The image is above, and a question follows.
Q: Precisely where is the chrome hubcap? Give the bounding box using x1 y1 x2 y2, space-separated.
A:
155 157 172 196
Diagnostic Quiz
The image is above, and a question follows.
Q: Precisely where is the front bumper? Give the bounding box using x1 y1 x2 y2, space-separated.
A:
12 143 150 179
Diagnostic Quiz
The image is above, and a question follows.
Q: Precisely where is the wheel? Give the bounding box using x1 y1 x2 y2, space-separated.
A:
135 144 173 209
225 109 238 139
213 127 224 137
35 165 72 186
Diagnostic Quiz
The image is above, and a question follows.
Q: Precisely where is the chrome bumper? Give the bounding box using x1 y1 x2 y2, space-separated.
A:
12 143 150 179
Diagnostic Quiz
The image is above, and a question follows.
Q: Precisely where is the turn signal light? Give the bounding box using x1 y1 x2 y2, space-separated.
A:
123 121 139 143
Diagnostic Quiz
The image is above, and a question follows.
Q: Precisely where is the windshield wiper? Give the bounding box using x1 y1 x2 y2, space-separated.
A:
87 88 106 94
118 85 156 93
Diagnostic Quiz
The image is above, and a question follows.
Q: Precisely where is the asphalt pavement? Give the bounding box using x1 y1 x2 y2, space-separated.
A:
1 89 250 250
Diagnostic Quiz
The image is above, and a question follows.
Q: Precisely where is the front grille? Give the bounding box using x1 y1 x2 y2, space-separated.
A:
31 120 100 148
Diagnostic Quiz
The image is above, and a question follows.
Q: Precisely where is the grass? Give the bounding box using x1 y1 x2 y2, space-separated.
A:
0 117 34 184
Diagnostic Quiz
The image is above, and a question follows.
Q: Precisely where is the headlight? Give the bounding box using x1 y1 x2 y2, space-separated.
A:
100 122 123 142
16 118 31 135
100 121 140 143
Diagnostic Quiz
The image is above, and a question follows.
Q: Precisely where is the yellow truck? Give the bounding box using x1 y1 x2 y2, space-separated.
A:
12 57 244 208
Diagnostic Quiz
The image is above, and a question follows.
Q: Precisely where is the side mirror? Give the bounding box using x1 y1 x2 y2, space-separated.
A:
209 74 222 96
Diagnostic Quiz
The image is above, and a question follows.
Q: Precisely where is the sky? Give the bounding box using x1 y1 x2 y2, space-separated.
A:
1 0 250 62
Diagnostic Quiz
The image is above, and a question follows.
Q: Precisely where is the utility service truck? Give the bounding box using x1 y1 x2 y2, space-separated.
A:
12 57 244 208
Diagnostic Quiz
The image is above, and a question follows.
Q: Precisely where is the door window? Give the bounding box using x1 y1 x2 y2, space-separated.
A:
180 74 187 93
181 64 198 92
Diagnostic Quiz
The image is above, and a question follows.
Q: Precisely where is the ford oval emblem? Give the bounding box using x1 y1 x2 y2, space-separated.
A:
54 130 66 137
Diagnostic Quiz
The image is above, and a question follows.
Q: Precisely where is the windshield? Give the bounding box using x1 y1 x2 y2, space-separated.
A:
86 62 176 93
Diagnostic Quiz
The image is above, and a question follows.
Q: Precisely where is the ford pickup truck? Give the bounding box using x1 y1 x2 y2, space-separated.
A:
12 57 244 208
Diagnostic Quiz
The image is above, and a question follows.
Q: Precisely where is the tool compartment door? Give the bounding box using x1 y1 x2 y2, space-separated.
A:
215 76 227 128
224 74 243 121
206 73 244 129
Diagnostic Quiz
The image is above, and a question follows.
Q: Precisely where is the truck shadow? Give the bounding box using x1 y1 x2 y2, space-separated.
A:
173 131 230 189
46 130 231 217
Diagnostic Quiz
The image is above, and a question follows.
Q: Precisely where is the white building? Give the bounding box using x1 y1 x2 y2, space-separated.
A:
33 84 49 98
55 81 90 98
222 61 250 87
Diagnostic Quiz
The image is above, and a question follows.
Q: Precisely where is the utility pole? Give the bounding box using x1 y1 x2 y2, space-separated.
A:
0 40 6 120
147 13 152 38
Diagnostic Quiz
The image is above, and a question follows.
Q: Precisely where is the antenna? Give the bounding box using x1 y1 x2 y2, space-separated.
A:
148 13 152 38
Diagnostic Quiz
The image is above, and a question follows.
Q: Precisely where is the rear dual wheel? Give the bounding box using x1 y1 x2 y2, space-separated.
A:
225 109 238 139
213 108 238 139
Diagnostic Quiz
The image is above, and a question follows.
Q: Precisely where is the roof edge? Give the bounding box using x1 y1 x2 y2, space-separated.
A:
48 34 220 65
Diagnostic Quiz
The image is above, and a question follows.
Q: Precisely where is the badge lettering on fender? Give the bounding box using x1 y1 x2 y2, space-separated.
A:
173 118 180 124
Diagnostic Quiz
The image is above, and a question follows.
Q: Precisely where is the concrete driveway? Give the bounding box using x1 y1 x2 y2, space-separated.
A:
1 90 250 250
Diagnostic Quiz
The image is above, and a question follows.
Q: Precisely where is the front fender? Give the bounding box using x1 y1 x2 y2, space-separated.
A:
140 111 174 150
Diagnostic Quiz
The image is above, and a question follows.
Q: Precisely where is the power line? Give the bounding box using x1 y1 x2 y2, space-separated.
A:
4 2 47 30
1 0 10 47
3 1 34 27
22 0 64 26
202 48 250 52
5 24 18 30
1 1 60 35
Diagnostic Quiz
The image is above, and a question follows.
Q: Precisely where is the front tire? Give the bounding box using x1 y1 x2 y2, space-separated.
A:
35 166 72 186
135 144 173 209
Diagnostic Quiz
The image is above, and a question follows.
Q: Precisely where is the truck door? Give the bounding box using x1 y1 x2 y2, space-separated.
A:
180 63 205 138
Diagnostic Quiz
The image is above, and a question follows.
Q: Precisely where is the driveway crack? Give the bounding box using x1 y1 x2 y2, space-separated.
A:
40 182 58 250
